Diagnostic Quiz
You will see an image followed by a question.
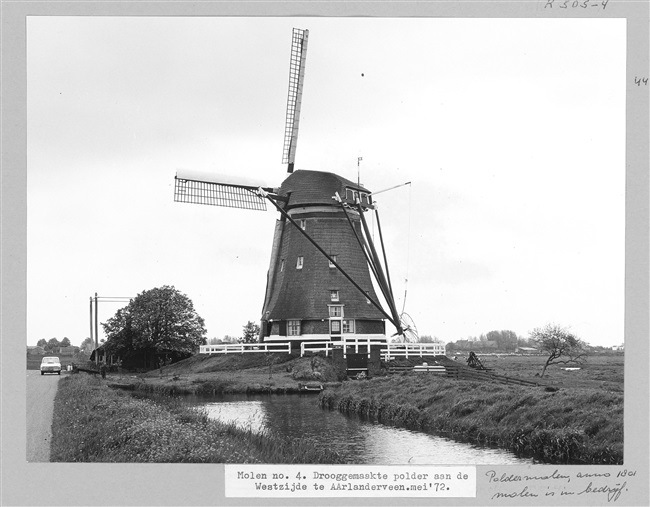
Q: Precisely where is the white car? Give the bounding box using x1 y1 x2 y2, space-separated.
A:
40 356 62 375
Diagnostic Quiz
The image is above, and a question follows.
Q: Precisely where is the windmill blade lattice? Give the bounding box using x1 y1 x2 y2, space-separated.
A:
174 176 267 211
282 28 309 173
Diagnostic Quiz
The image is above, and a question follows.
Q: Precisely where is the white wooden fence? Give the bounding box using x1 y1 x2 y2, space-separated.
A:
200 338 446 359
301 339 446 359
199 342 292 355
300 336 389 357
382 343 446 359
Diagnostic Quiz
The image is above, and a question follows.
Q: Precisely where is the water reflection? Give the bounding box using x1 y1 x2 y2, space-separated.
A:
185 394 533 465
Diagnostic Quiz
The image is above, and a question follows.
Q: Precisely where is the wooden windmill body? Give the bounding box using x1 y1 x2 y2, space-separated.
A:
174 28 408 345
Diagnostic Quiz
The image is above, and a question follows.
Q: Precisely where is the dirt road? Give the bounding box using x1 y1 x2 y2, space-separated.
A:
26 369 61 462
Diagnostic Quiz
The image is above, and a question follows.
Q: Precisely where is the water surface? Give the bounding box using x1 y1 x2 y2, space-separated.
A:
183 393 533 465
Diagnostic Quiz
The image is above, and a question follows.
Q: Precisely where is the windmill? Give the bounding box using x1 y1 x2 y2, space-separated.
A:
174 28 409 345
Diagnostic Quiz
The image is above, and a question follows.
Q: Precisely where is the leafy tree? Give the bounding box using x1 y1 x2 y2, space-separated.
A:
37 339 47 348
517 336 532 348
241 321 261 344
486 330 518 352
60 337 71 348
419 335 442 343
47 337 60 351
80 337 95 353
530 323 588 377
102 286 207 368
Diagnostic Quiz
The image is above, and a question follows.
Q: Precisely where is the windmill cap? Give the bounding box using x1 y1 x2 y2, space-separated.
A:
279 170 371 208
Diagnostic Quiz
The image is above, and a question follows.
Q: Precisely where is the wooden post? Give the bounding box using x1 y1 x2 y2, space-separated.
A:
368 345 381 377
332 347 346 381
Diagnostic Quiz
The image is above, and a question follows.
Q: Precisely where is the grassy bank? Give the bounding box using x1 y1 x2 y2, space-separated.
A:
319 375 623 465
51 374 345 463
106 353 344 396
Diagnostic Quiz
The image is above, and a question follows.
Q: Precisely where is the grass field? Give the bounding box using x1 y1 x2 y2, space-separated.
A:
320 360 624 464
53 351 624 464
463 353 624 392
99 350 624 395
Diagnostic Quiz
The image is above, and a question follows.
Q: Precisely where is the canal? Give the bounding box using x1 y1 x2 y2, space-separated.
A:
182 393 533 465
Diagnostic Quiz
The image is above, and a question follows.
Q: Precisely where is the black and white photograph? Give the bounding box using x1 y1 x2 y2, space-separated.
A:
2 3 648 507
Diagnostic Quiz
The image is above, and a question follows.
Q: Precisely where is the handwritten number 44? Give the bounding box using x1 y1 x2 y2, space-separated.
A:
634 77 649 86
545 0 609 8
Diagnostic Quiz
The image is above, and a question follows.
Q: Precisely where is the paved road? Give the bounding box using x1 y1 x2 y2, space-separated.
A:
26 369 62 462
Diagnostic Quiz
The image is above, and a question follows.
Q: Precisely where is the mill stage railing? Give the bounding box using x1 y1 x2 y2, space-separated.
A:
199 338 445 359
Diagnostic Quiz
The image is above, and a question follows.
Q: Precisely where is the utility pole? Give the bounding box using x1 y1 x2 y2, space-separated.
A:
89 294 133 366
89 296 93 353
94 292 99 365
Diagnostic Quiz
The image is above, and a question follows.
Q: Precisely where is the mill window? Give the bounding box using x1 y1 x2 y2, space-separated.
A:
287 320 301 336
330 290 339 302
343 319 355 334
345 188 359 203
296 256 303 269
328 305 343 318
329 255 337 268
299 219 306 230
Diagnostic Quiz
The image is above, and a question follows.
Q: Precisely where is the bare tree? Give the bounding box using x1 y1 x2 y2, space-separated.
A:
530 323 588 377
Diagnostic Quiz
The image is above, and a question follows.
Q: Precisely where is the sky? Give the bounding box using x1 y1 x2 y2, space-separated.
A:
26 16 626 348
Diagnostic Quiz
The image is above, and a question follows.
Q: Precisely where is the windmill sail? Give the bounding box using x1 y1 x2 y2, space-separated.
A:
282 28 309 173
174 170 273 211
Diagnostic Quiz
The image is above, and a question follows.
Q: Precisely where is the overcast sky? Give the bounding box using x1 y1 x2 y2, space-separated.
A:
27 16 626 348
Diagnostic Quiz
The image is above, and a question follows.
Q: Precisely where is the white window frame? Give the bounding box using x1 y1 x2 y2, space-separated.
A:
329 255 337 268
328 305 343 318
342 319 355 334
280 259 285 272
299 219 306 230
330 320 341 334
296 256 303 269
287 320 301 336
330 290 339 302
